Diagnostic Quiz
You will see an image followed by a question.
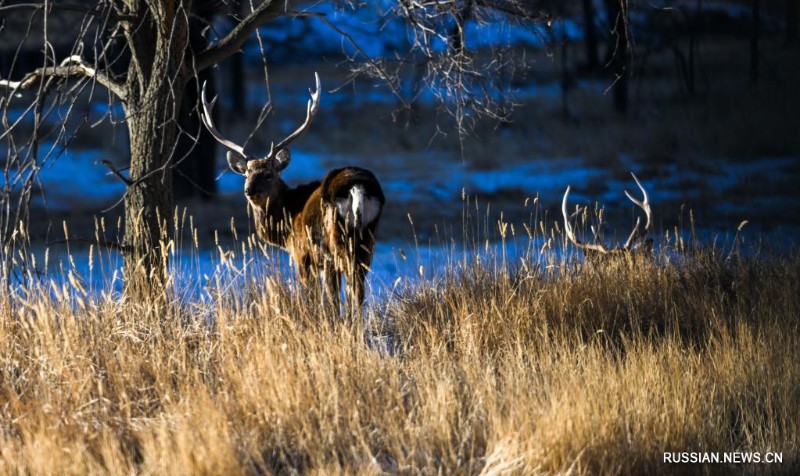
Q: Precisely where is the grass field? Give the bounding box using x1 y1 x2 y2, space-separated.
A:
1 225 797 474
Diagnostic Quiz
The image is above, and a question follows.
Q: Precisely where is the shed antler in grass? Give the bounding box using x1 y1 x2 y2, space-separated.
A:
562 173 652 256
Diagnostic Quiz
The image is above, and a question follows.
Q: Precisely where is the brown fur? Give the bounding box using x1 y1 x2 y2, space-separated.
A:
245 161 384 315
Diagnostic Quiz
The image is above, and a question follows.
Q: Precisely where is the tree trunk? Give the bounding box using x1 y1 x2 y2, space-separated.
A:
174 71 217 199
684 0 700 96
121 1 190 292
174 2 218 200
230 0 246 115
750 0 760 85
787 0 799 43
230 53 246 114
604 0 629 114
123 104 177 292
581 0 599 71
559 4 571 120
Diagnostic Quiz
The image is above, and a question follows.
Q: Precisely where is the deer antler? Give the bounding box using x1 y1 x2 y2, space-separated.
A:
201 73 320 162
562 186 614 255
269 72 321 157
200 81 254 160
562 173 652 255
621 173 651 251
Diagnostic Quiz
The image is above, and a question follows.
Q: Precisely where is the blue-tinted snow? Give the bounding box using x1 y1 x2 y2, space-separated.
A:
15 139 798 240
0 142 126 210
23 146 797 306
3 96 123 126
33 228 552 307
33 147 126 209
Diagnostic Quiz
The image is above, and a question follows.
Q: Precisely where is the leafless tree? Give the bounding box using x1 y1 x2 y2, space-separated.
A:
0 0 288 292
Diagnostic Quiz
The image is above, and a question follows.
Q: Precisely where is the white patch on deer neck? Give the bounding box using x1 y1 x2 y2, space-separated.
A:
335 185 381 231
350 185 364 228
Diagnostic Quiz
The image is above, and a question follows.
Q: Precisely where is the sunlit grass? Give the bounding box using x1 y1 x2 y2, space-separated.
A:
0 205 798 474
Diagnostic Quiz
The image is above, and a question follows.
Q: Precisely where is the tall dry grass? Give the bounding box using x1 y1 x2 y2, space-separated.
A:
0 232 798 474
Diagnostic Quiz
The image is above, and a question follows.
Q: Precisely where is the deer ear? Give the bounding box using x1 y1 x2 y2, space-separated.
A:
273 148 291 171
227 151 248 175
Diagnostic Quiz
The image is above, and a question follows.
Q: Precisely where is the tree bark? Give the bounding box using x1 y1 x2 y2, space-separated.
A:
229 53 246 114
117 0 283 291
121 1 191 291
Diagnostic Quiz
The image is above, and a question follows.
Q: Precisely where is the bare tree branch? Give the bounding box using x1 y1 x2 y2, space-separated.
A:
0 55 127 100
194 0 286 73
0 2 94 15
300 11 410 109
101 160 133 186
474 0 551 21
0 2 133 20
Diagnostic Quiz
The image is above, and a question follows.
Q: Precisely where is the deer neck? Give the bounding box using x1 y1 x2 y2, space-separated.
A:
251 180 320 249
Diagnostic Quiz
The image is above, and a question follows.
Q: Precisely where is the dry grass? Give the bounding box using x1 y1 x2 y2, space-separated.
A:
1 232 798 475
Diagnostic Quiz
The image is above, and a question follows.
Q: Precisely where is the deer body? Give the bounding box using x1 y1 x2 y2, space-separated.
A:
201 74 384 313
250 167 384 307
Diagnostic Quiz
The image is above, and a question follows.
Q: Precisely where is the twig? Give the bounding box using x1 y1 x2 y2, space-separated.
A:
0 55 126 100
101 160 133 186
298 11 410 109
194 0 286 72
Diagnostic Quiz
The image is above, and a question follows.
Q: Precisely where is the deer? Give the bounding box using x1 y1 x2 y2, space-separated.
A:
562 173 653 258
200 73 385 316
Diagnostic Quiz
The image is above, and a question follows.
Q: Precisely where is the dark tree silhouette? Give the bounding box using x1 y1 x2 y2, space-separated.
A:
604 0 630 114
581 0 600 71
787 0 799 44
173 1 218 200
750 0 760 84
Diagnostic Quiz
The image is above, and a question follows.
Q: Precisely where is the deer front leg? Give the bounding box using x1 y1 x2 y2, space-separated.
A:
294 251 313 287
322 263 341 318
353 232 377 307
342 260 367 321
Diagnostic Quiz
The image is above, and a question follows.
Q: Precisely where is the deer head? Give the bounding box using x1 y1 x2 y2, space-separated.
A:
200 73 321 210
